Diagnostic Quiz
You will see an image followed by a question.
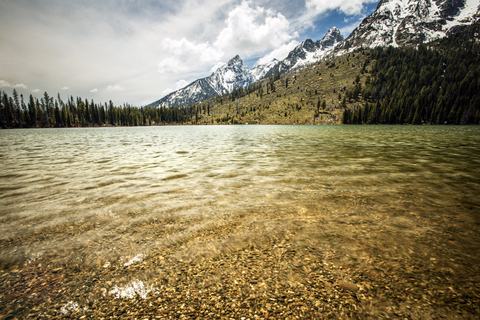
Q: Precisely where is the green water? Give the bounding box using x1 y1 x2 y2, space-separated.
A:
0 125 479 268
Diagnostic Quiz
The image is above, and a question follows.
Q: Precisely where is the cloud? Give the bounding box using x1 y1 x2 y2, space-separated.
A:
32 89 40 93
159 1 298 76
161 38 223 63
176 80 189 90
61 86 69 90
210 61 225 73
161 88 174 96
0 80 27 89
214 1 297 54
305 0 378 16
90 88 98 93
256 40 299 65
158 57 189 74
107 85 125 91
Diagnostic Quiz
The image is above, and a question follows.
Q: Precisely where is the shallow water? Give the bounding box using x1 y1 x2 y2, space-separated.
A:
1 125 479 269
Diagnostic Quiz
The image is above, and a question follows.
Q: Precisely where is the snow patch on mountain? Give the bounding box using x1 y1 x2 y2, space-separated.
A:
445 0 480 29
148 55 279 108
265 27 344 77
149 27 346 108
251 59 279 81
340 0 480 50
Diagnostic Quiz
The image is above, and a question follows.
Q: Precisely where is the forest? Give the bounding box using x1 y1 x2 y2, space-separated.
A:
342 22 480 125
0 91 197 129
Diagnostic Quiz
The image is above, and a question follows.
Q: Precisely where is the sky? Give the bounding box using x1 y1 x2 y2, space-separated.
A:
0 0 379 106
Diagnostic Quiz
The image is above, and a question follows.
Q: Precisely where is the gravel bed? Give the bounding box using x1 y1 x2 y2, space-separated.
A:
1 209 480 319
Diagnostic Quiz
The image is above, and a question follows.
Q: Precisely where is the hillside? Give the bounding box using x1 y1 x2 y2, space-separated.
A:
185 51 369 125
182 21 480 126
147 27 344 109
343 21 480 125
147 0 479 110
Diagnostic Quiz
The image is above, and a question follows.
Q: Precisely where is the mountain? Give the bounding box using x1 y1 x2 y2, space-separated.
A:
250 59 279 81
265 27 344 77
148 55 277 108
149 0 480 108
149 27 343 108
341 0 480 50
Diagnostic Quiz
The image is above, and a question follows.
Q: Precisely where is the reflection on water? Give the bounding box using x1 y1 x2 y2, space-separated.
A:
1 125 480 266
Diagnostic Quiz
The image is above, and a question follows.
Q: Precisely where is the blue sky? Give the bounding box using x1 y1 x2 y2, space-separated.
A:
303 3 379 41
0 0 379 106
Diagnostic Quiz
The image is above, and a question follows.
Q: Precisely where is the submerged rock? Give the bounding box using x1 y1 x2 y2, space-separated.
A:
338 280 359 292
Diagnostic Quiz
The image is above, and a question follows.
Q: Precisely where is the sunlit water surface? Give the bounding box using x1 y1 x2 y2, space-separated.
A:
1 125 479 269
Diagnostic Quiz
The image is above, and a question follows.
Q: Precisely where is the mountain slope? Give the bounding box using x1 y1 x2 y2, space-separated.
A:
341 0 480 50
148 56 276 108
181 22 480 126
149 27 344 108
265 27 344 77
343 21 480 125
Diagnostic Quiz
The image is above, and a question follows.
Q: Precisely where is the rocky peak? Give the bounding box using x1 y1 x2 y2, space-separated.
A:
317 26 344 49
264 28 345 78
227 55 243 67
437 0 465 18
339 0 480 50
302 39 317 52
148 54 275 108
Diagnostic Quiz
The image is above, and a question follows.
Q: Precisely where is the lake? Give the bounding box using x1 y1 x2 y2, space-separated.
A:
1 125 479 318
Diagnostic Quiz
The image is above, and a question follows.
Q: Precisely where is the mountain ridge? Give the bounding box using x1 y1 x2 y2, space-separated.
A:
149 26 344 108
150 0 480 108
339 0 480 50
148 55 276 108
264 26 344 78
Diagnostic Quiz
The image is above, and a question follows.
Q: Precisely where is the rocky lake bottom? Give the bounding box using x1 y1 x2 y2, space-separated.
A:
1 126 479 319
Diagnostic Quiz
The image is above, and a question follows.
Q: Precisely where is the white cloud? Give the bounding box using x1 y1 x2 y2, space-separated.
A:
340 17 366 36
0 80 27 89
176 80 189 90
107 85 125 91
158 1 298 77
305 0 378 16
162 38 223 63
161 88 174 96
210 61 225 73
256 40 299 65
32 89 40 93
214 1 297 54
158 57 189 74
90 88 98 93
61 86 69 90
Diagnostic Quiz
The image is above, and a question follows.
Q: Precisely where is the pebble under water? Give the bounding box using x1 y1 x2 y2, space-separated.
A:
1 125 479 318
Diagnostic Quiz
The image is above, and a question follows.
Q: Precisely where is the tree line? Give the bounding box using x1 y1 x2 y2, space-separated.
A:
343 22 480 125
0 90 196 129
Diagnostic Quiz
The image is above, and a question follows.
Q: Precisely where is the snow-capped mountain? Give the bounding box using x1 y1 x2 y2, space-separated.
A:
265 27 344 77
149 55 277 108
250 58 279 81
149 0 480 108
149 27 343 108
341 0 480 50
